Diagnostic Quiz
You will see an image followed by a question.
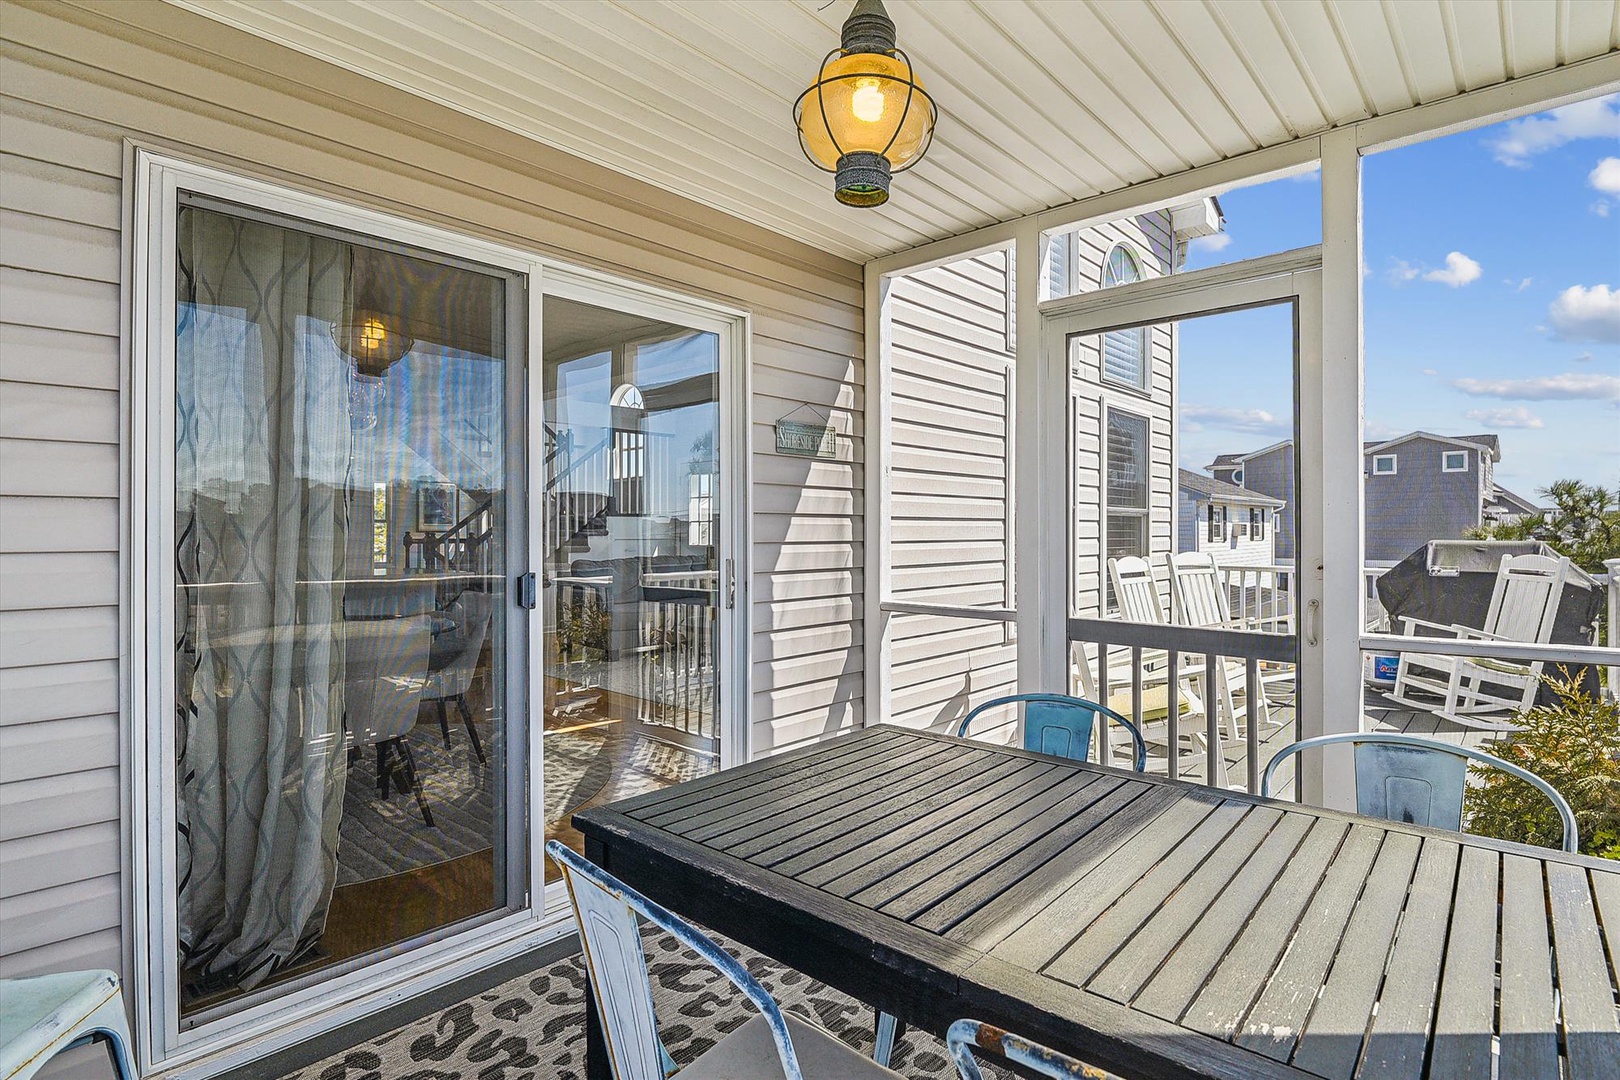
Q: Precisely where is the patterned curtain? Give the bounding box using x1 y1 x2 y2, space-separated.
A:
174 205 352 993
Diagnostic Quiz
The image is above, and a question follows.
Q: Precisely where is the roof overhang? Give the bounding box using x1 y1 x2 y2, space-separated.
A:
165 0 1620 264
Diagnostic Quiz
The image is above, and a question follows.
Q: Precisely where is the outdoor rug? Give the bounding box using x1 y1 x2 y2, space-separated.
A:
275 924 1018 1080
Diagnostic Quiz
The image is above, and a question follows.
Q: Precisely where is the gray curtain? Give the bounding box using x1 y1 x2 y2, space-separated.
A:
174 206 352 992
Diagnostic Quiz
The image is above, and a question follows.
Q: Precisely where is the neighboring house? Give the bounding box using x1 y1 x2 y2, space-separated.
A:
1210 439 1298 561
1210 431 1541 564
1177 468 1285 566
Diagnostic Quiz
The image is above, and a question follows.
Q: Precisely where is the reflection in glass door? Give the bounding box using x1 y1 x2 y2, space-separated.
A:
171 199 524 1020
542 296 723 874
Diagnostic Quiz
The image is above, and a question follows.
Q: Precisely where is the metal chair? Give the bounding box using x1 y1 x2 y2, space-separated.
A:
0 970 135 1080
946 1019 1105 1080
955 693 1148 773
1260 731 1578 853
545 839 906 1080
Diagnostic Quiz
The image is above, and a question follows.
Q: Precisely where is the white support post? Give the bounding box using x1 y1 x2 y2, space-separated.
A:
863 266 892 728
1306 125 1365 811
1012 218 1061 697
1606 558 1620 703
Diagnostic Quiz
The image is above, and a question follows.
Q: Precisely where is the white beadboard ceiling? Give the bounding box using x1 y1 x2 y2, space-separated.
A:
168 0 1620 263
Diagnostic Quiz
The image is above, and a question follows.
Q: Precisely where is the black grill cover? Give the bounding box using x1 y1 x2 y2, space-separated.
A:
1375 541 1604 702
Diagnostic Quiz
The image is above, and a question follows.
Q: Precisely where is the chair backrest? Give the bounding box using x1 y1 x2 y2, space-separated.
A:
1165 551 1231 629
946 1019 1094 1080
345 615 431 745
1108 556 1165 625
1483 553 1567 645
957 693 1147 772
432 591 493 698
1261 732 1578 852
544 839 805 1080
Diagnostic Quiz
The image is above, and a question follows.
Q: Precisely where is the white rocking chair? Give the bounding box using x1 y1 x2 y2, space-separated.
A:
1384 553 1568 730
1096 557 1229 785
1163 552 1289 740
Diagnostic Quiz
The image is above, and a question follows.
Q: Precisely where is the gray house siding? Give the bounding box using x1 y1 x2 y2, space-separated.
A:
1227 444 1296 563
1364 436 1486 563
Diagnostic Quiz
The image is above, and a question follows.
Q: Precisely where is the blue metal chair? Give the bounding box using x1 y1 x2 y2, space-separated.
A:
956 693 1148 773
545 839 906 1080
946 1019 1104 1080
0 970 136 1080
1260 732 1578 853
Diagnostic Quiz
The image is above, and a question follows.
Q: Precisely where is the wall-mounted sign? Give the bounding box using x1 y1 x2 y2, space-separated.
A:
775 419 837 458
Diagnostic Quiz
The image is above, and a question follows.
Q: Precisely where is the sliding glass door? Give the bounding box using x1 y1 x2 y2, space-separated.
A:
157 186 530 1035
138 155 748 1070
539 294 726 877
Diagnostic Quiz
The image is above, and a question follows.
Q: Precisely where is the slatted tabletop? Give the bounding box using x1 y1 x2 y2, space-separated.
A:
574 725 1620 1080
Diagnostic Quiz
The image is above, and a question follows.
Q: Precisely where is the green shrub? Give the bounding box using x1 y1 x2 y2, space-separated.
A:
1462 673 1620 858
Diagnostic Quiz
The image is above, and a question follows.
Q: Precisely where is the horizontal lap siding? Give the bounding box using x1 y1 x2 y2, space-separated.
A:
886 251 1017 733
0 0 863 980
1068 215 1177 620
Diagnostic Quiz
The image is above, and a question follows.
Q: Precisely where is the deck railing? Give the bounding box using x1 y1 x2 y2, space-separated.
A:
1070 616 1296 795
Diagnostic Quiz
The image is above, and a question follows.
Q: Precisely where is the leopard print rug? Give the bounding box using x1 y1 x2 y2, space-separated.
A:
277 925 1015 1080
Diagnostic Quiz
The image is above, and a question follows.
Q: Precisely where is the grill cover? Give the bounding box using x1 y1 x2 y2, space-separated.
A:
1375 541 1604 702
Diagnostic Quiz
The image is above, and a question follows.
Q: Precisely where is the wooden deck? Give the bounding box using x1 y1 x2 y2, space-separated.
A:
1131 681 1496 795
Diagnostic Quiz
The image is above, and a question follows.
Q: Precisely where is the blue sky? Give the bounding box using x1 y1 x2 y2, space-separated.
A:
1176 92 1620 500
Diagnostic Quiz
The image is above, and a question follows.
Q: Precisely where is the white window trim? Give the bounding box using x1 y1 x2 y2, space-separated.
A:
1101 401 1153 611
1232 468 1243 485
1372 453 1398 475
130 149 753 1078
1100 242 1152 392
1442 450 1469 472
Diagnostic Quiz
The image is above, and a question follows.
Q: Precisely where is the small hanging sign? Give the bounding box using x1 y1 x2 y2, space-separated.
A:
774 404 837 459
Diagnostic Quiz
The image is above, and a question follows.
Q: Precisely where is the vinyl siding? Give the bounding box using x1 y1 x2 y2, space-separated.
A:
1065 214 1177 618
0 0 863 991
1237 445 1298 563
884 250 1018 734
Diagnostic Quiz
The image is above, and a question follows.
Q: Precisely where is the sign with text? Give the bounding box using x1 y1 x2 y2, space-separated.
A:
774 419 837 459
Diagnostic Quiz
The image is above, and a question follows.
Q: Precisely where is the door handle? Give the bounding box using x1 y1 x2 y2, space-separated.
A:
1304 599 1320 647
725 559 737 610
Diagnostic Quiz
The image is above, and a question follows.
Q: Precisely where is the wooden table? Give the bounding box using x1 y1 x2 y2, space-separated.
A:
574 725 1620 1080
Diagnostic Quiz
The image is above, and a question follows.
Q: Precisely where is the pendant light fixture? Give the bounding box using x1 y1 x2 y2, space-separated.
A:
794 0 937 208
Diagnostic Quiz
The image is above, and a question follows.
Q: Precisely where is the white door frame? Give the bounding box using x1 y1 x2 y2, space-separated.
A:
128 149 751 1078
1033 248 1332 800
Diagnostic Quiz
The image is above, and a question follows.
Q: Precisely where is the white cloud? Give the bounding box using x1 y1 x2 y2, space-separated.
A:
1507 277 1533 292
1180 405 1291 436
1422 368 1439 376
1288 163 1322 183
1423 251 1482 287
1451 372 1620 401
1590 157 1620 194
1188 232 1233 254
1575 351 1595 363
1486 95 1620 166
1384 258 1420 285
1464 406 1544 429
1594 200 1613 218
1548 284 1620 343
1364 420 1404 440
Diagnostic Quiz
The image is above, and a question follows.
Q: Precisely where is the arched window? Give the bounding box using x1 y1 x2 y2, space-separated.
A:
610 382 646 512
1101 244 1149 389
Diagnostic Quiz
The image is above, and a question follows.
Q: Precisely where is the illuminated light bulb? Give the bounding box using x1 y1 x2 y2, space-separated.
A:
359 317 388 352
852 79 885 123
